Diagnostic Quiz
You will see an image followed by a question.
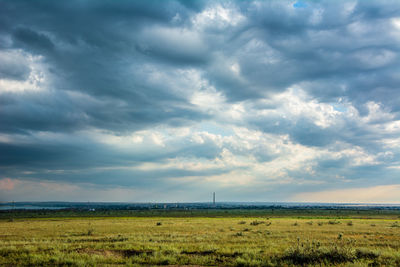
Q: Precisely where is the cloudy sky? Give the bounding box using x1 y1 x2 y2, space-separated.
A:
1 0 400 203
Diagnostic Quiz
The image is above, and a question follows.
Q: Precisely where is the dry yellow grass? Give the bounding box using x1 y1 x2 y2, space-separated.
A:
1 217 400 266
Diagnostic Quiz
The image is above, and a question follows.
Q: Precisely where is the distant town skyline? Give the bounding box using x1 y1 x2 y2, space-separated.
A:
1 0 400 203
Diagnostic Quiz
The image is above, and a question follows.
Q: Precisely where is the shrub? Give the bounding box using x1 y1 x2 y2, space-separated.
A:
87 223 94 236
282 242 355 265
238 221 246 225
355 248 380 260
281 239 380 265
337 233 343 240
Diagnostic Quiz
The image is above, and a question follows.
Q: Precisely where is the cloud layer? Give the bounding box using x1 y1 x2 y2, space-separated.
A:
1 0 400 202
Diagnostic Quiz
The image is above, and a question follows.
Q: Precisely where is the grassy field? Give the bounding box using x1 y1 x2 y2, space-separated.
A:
1 212 400 266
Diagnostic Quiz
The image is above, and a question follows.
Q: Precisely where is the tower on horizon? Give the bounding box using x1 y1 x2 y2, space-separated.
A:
213 192 215 206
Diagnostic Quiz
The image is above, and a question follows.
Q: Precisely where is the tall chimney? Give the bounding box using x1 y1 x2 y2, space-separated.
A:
213 192 215 206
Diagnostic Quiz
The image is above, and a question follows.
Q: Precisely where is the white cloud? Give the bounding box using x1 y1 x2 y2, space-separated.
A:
192 4 246 31
391 17 400 30
190 87 225 115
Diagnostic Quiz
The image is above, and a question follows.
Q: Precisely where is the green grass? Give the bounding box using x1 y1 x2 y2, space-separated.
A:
2 207 400 220
1 215 400 266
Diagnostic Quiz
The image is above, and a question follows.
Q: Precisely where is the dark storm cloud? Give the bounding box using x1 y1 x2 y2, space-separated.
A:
13 27 55 53
0 50 31 80
1 0 400 200
2 0 399 133
0 0 209 135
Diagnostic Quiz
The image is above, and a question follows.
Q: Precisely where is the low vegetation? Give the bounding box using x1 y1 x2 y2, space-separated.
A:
1 211 400 266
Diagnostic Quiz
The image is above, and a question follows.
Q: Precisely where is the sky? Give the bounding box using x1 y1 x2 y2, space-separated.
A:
1 0 400 203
